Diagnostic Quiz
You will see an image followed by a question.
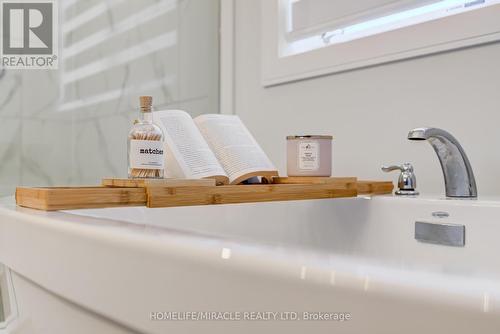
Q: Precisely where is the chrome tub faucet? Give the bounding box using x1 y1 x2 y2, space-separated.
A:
407 127 477 198
382 163 419 196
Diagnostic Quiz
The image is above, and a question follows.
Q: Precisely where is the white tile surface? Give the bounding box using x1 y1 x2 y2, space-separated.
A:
0 0 220 194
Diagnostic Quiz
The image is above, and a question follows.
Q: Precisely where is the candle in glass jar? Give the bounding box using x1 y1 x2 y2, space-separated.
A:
286 135 333 176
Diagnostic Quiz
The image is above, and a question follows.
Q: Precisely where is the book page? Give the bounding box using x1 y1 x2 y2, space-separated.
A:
194 114 278 184
154 110 228 184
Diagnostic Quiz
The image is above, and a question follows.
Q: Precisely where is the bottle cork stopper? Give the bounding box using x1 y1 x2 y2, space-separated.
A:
139 96 152 112
140 96 152 106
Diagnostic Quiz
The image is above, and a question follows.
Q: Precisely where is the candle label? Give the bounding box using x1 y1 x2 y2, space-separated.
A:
298 140 319 171
129 140 165 169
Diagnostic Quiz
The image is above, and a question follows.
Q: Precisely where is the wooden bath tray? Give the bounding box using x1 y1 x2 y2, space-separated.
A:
272 177 394 195
15 187 146 211
15 178 393 211
146 177 393 208
146 182 358 208
102 177 215 188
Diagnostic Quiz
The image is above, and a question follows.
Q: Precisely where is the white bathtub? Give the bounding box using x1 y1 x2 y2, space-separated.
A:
0 195 499 333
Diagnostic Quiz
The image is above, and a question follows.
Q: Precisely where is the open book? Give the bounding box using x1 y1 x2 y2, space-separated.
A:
155 110 278 185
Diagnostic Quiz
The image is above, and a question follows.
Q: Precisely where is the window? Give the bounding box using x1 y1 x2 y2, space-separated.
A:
262 0 500 86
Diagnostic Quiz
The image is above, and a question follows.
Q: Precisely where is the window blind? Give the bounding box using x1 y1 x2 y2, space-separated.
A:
289 0 441 40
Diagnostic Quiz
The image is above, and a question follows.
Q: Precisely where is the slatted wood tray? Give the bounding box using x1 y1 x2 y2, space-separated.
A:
271 177 394 195
102 177 216 188
147 182 357 208
15 187 146 211
16 177 393 211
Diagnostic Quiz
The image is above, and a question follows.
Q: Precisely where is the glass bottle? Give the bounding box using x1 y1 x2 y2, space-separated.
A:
127 96 165 178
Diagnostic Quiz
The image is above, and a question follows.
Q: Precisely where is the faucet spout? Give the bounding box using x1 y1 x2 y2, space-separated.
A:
407 127 477 198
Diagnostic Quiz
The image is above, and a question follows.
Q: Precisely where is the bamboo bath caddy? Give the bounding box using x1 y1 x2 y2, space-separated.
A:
16 177 393 211
15 187 147 211
101 177 216 188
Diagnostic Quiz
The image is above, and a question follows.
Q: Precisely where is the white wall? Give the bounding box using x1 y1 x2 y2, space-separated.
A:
233 0 500 197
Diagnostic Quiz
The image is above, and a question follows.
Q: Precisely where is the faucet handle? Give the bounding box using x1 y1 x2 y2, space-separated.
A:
382 163 414 173
381 163 419 196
